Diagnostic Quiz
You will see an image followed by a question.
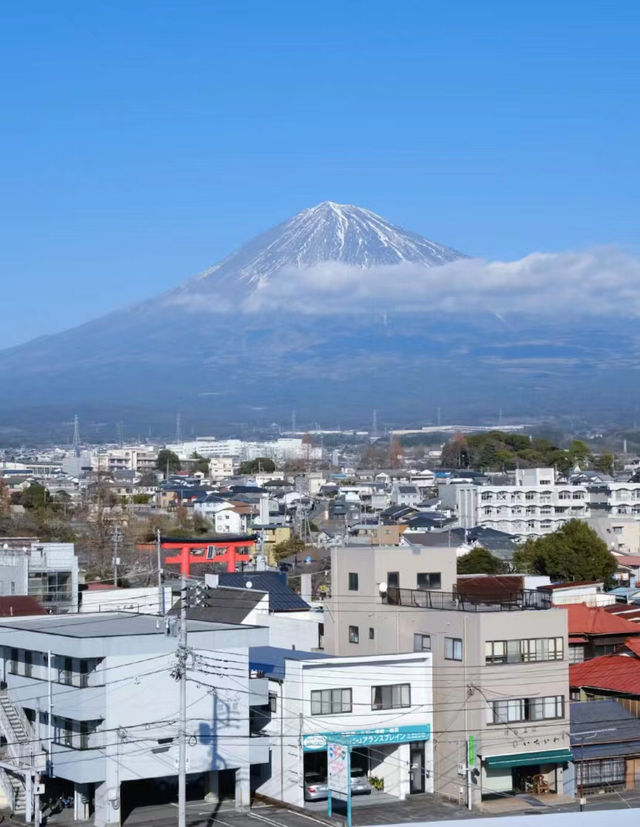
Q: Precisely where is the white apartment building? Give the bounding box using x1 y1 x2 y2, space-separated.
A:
0 613 269 825
439 468 589 537
589 482 640 516
91 448 157 474
209 456 234 479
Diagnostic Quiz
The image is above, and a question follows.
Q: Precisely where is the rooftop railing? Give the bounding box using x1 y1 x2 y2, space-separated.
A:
384 586 552 612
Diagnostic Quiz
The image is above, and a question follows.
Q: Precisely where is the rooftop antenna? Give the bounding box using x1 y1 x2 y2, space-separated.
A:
175 412 182 444
72 415 81 458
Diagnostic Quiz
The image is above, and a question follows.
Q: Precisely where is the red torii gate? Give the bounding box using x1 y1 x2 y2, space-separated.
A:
159 535 257 576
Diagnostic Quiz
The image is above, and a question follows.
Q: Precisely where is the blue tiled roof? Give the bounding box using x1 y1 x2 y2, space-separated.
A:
218 571 310 611
571 700 640 759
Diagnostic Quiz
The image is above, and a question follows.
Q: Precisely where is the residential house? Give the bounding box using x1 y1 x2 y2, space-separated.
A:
561 604 640 663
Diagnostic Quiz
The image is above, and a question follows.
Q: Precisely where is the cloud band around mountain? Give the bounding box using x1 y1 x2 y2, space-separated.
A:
169 246 640 317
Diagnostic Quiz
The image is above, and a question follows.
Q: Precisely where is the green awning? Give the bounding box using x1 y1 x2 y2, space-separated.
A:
484 749 572 769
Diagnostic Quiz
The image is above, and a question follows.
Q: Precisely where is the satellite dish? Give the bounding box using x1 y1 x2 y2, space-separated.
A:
378 582 388 594
245 580 253 589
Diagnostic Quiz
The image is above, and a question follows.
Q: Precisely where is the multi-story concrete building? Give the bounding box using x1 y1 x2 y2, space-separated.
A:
439 467 589 537
0 542 78 613
324 546 571 807
250 647 433 807
0 613 269 825
588 482 640 516
91 448 157 474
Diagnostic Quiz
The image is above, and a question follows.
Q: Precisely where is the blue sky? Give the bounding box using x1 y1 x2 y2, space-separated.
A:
1 0 639 347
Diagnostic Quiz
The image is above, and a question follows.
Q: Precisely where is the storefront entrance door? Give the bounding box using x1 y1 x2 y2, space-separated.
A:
410 743 425 794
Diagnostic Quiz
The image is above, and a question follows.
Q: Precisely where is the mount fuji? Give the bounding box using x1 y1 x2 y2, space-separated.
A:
0 202 634 438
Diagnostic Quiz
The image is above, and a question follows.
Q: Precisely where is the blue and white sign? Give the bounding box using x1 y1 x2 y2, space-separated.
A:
303 723 431 752
327 742 350 796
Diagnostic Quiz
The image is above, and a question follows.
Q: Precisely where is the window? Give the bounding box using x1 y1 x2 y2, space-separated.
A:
487 695 564 725
311 688 352 715
369 627 375 640
445 637 463 661
371 683 410 710
485 637 564 664
348 573 359 591
387 572 399 588
413 633 431 652
416 572 441 590
582 758 625 789
24 650 32 679
268 692 277 713
348 625 359 644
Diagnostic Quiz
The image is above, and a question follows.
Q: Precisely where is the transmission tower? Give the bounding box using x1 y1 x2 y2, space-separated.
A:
372 409 378 439
176 412 182 444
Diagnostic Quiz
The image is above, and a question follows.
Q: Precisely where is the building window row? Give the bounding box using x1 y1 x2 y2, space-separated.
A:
487 695 564 725
485 637 564 664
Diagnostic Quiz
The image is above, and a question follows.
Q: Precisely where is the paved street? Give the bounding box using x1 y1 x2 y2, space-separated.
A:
112 789 640 827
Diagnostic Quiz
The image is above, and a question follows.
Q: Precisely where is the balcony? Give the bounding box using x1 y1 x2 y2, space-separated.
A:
384 586 552 612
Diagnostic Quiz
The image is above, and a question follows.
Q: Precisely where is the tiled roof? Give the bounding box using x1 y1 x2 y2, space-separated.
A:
613 555 640 567
219 572 310 612
570 653 640 696
605 604 640 623
622 637 640 657
563 603 640 636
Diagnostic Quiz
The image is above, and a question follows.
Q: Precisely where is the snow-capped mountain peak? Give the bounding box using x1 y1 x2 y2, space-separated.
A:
181 201 465 296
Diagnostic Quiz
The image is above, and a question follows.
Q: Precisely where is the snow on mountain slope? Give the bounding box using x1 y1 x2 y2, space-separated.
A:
172 201 464 298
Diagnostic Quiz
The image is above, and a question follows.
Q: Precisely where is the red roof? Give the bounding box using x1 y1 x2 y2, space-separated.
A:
613 555 640 567
0 596 45 617
570 653 640 696
563 603 640 637
622 637 640 657
605 604 640 622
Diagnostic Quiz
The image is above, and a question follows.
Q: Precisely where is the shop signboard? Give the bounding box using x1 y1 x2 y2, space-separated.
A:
327 742 350 796
302 723 431 752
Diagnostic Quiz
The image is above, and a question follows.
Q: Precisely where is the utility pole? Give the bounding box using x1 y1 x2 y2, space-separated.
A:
112 526 122 588
156 529 165 614
178 577 188 827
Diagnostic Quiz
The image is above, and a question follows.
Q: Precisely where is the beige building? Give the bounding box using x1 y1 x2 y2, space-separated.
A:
324 546 571 807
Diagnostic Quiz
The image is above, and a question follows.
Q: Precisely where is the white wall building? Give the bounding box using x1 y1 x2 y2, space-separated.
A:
0 613 269 825
251 648 433 807
439 468 589 537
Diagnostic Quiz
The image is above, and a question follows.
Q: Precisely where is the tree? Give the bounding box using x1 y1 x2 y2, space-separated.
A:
156 449 181 476
388 437 404 468
272 535 307 562
513 519 617 583
569 439 591 466
238 457 276 474
13 483 51 510
593 451 614 475
190 452 210 476
440 434 470 469
457 547 508 575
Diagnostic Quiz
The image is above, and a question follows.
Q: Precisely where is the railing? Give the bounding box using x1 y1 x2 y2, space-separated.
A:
0 692 35 766
385 587 552 612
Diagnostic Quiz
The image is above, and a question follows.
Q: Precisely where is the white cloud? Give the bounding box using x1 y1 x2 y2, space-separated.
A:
170 246 640 318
